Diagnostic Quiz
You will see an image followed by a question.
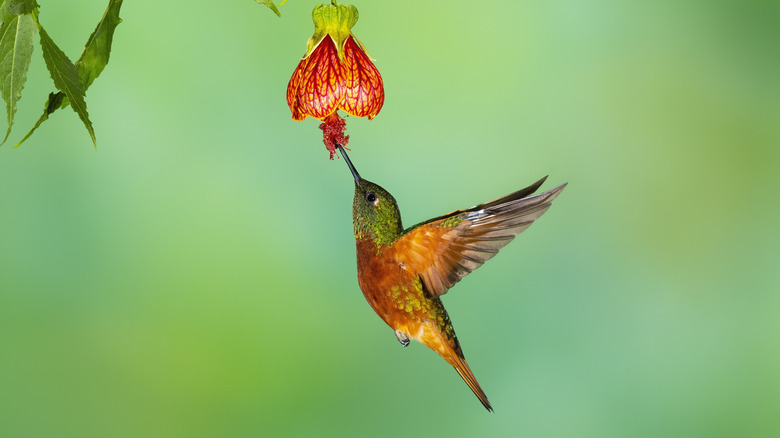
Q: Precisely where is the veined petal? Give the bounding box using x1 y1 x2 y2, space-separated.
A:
287 35 346 121
341 36 384 119
287 59 308 120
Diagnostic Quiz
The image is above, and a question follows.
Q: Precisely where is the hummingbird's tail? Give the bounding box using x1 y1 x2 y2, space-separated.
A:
417 315 493 411
448 350 493 412
421 324 493 411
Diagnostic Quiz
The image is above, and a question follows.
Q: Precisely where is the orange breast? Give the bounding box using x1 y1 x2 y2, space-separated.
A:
355 237 444 336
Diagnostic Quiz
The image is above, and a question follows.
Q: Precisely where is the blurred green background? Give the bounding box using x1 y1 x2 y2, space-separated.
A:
1 0 778 436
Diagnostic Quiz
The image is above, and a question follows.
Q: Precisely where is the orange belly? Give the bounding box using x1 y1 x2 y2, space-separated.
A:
355 238 455 346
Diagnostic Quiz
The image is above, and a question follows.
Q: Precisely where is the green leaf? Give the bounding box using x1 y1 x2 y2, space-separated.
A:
74 0 122 95
255 0 281 17
13 90 59 147
37 25 96 148
16 0 123 148
6 0 38 15
55 0 123 111
0 12 35 145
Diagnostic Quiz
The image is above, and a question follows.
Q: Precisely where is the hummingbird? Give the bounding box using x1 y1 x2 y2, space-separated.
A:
337 145 566 411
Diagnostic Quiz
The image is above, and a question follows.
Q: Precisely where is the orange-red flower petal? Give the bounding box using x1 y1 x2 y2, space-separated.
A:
342 36 384 119
287 34 384 121
287 35 343 121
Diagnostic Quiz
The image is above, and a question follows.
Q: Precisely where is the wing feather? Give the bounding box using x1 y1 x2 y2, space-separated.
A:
394 179 567 297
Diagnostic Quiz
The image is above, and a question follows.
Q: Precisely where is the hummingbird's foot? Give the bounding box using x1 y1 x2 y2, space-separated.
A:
394 330 410 347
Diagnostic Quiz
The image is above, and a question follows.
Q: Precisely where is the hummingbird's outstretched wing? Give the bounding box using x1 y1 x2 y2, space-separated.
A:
394 177 567 297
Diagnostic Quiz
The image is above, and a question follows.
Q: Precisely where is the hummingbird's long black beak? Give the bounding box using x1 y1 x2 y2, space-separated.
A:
338 144 361 185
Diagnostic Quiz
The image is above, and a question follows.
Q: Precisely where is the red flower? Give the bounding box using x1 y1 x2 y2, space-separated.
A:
287 33 384 121
286 2 384 158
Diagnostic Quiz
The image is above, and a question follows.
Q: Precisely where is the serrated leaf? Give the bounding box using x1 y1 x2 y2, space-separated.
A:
0 12 35 145
37 25 95 148
255 0 281 17
16 0 123 148
75 0 122 94
13 90 59 147
6 0 38 15
55 0 122 110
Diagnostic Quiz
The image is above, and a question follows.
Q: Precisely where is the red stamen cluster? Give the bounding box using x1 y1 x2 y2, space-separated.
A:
319 112 349 159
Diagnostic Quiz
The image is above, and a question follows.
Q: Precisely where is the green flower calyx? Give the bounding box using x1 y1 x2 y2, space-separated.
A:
305 1 359 60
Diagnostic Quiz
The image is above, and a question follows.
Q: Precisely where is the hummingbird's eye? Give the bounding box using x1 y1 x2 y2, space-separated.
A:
366 192 377 204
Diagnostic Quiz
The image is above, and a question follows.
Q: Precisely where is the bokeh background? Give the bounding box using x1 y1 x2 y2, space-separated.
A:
1 0 778 436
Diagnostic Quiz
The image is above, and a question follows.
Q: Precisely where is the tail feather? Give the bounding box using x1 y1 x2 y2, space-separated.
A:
412 322 493 412
448 350 493 412
417 315 493 411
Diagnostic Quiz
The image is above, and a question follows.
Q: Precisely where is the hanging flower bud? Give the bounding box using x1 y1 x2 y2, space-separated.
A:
286 1 384 158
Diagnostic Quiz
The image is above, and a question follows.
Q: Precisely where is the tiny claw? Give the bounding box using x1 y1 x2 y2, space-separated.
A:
394 330 410 347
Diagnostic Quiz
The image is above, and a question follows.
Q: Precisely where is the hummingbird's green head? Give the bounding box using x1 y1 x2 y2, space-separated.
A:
352 178 403 246
338 146 403 246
